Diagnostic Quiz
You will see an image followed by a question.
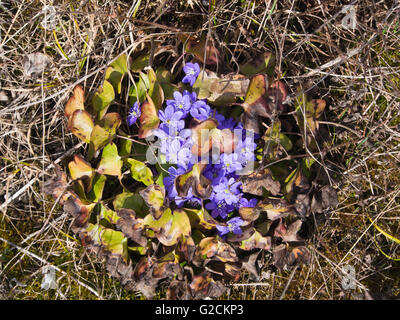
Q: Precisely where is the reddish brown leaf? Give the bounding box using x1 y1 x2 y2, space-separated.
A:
65 85 85 118
138 95 160 139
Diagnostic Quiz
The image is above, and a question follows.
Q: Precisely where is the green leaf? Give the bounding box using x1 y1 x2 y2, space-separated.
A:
88 125 111 159
239 51 275 77
85 223 128 261
113 191 149 218
139 184 165 219
128 72 149 105
239 229 271 250
88 173 107 202
144 209 191 246
92 80 115 120
97 143 123 177
127 158 153 186
147 67 164 110
99 204 120 224
131 54 149 72
183 208 219 230
119 136 133 157
105 54 128 94
242 74 271 118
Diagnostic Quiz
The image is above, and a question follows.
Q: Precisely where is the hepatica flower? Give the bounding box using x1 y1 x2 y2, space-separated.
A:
190 100 211 121
216 217 244 237
217 153 243 174
127 102 141 126
212 177 242 205
159 105 185 132
167 91 192 117
151 82 258 241
182 62 200 86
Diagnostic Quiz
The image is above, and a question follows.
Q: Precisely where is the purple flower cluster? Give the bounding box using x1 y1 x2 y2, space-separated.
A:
154 63 258 238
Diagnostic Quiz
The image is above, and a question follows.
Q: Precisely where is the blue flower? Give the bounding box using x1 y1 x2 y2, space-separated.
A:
159 105 185 132
216 217 244 237
183 90 197 103
164 138 193 168
163 166 186 199
205 198 234 219
127 102 141 126
219 117 237 130
167 91 192 117
203 164 225 185
217 153 243 174
182 62 200 86
235 135 257 165
190 100 211 121
212 177 242 205
237 197 258 209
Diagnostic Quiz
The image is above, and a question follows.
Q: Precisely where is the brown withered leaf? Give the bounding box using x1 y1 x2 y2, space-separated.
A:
179 34 220 65
278 219 305 243
116 208 148 247
273 244 311 270
194 237 238 266
138 95 160 139
227 225 255 241
175 163 212 199
258 198 297 220
152 254 183 280
105 256 136 291
266 80 288 114
190 271 226 299
241 250 264 281
294 193 311 218
311 185 338 214
204 260 241 280
239 229 271 251
139 184 166 219
193 70 249 106
284 166 310 203
240 112 260 134
177 235 196 262
190 118 218 156
63 194 96 233
67 109 94 143
239 51 275 77
167 280 192 300
43 165 70 204
242 168 281 196
132 256 158 299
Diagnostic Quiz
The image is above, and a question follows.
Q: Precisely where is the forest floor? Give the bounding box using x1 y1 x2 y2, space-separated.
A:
0 0 399 300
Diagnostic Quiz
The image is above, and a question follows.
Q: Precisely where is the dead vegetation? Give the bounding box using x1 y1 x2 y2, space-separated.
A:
0 0 399 300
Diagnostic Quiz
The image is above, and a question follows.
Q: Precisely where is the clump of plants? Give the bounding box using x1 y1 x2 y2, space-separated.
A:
45 35 338 299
